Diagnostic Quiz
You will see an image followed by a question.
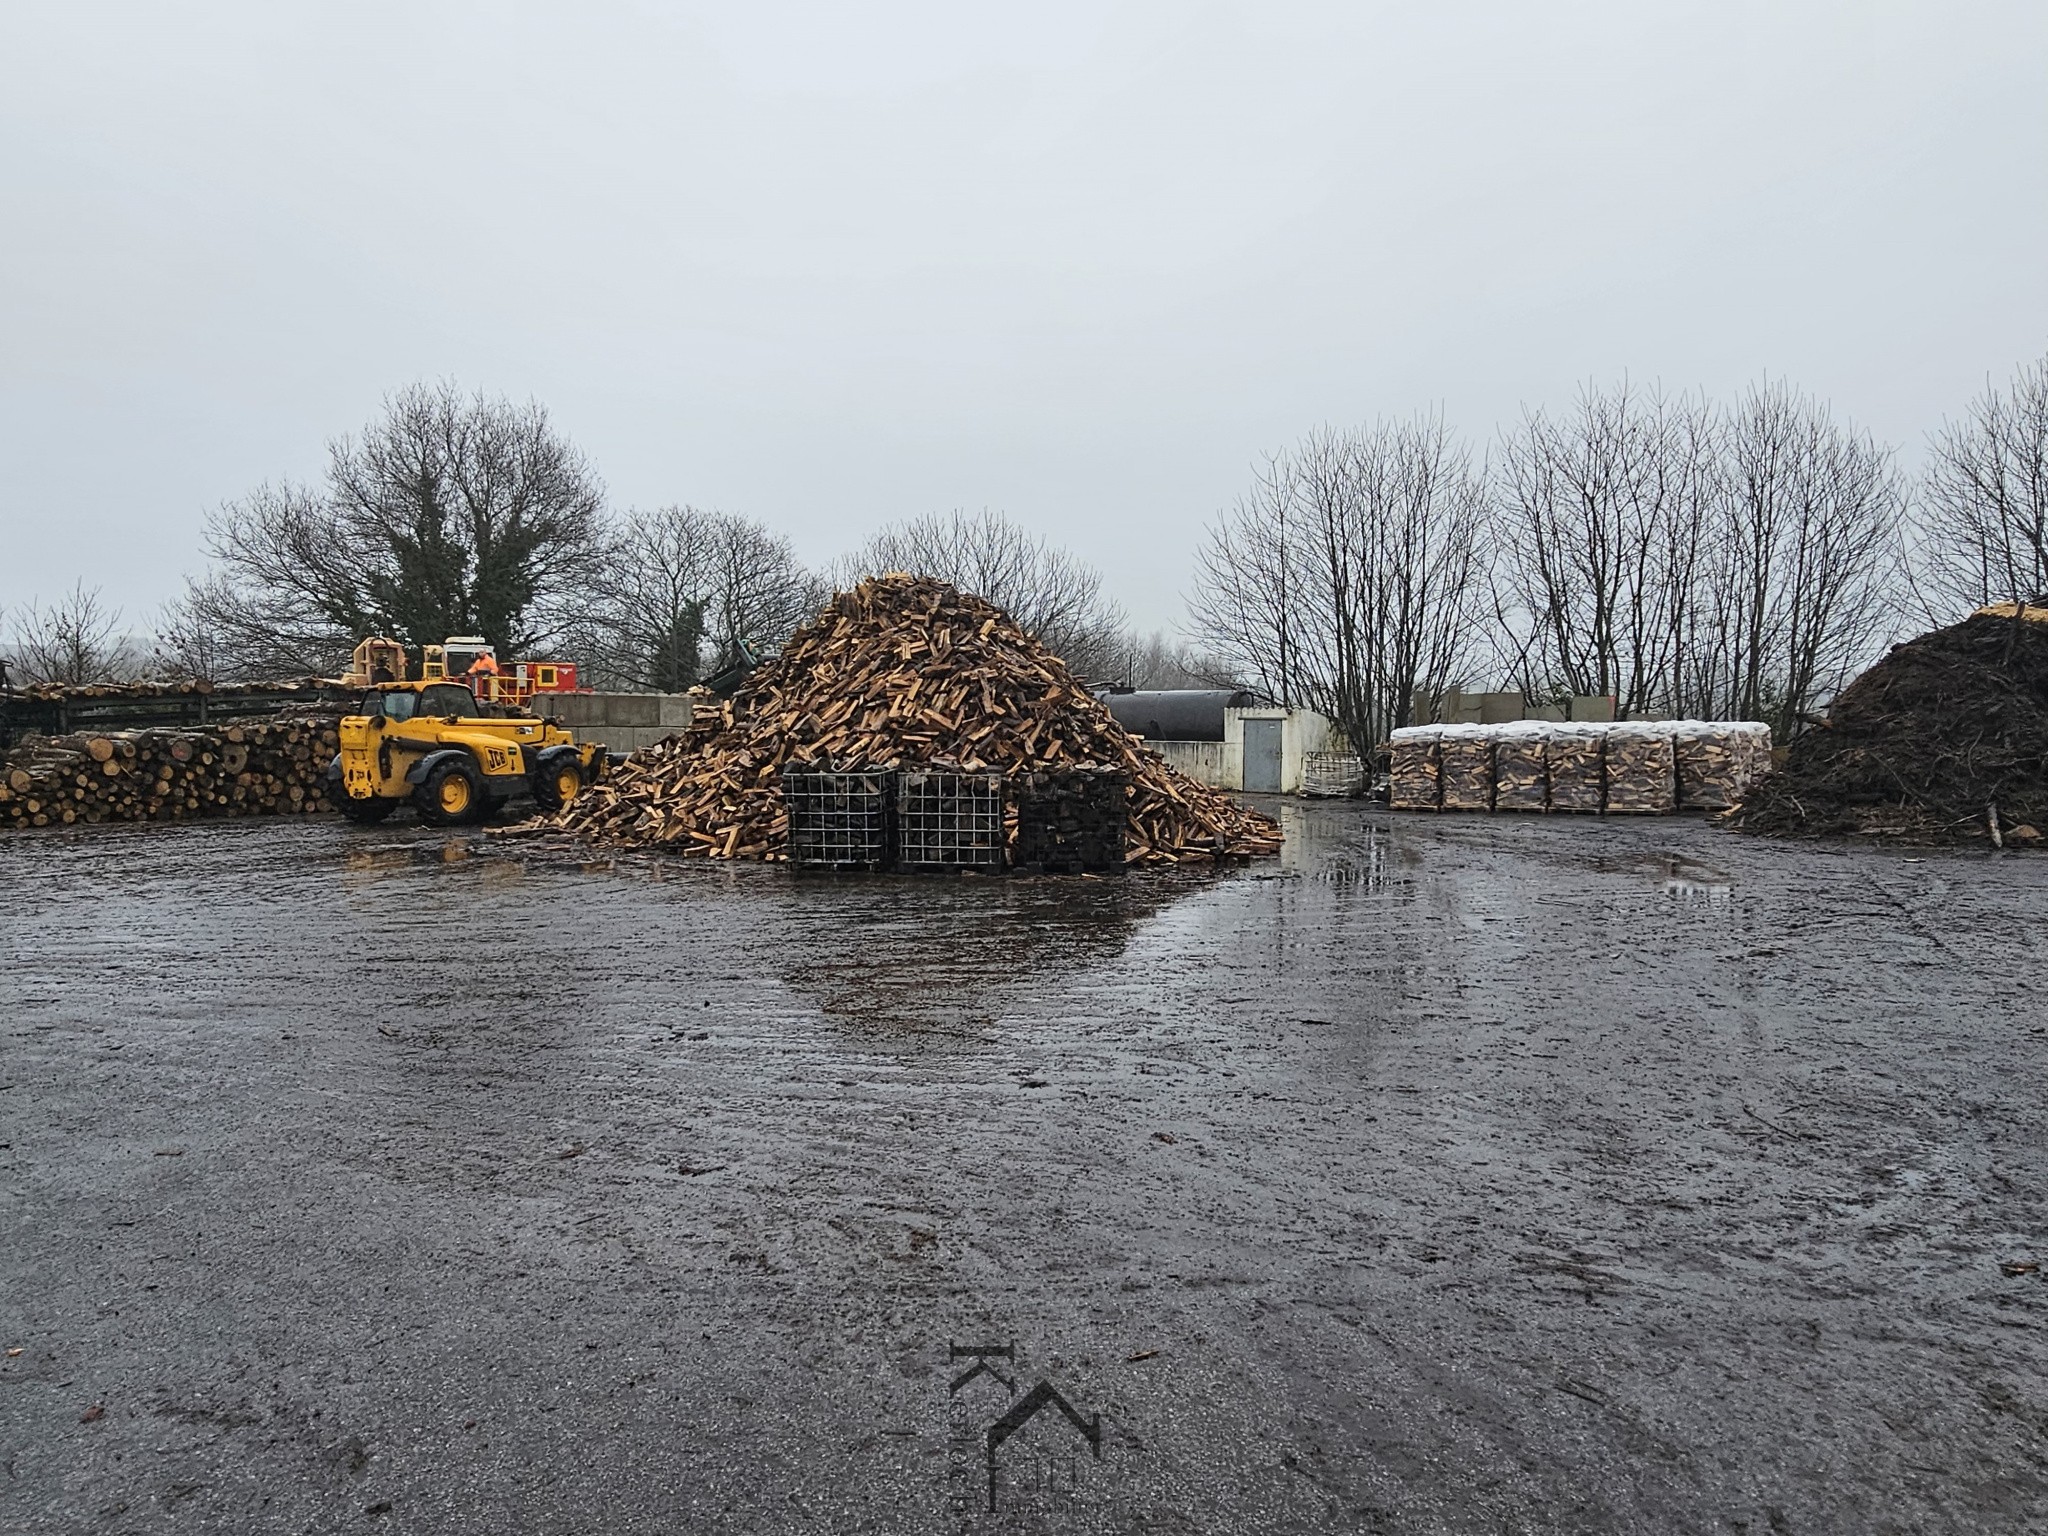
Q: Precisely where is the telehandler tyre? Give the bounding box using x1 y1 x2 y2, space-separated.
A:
531 756 586 814
415 757 486 827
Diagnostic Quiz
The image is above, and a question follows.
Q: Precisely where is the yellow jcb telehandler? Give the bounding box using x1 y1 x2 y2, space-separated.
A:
325 679 607 826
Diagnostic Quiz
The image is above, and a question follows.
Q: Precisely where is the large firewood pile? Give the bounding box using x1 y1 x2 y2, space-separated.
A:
545 575 1282 864
0 717 340 829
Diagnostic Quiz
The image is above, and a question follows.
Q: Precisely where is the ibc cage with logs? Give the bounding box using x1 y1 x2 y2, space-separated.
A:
895 770 1004 873
781 769 893 870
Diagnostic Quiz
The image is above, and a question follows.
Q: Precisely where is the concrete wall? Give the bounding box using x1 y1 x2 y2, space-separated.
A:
1146 708 1337 794
1427 688 1617 724
1151 739 1234 788
526 692 692 754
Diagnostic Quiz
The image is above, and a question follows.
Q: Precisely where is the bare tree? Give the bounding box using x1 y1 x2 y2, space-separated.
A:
1189 453 1304 705
193 383 606 675
149 580 240 683
1912 353 2048 618
10 583 136 686
1092 628 1231 690
1706 380 1906 733
841 510 1126 677
1490 382 1722 717
573 506 823 691
159 563 344 681
1191 415 1487 748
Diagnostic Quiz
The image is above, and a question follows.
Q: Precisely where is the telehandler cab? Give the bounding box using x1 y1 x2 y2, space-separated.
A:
326 680 607 826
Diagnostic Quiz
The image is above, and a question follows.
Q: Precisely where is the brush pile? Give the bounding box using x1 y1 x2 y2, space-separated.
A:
1731 607 2048 844
0 716 340 829
546 575 1282 864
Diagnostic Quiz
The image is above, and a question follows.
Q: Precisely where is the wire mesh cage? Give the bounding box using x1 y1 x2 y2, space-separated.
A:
782 769 893 871
896 770 1005 872
1011 767 1128 873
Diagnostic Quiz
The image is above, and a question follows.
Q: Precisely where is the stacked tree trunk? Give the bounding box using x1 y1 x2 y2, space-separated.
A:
543 575 1283 864
0 718 340 830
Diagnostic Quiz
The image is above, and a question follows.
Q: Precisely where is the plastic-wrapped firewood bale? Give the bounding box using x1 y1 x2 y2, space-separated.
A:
1603 722 1677 813
1672 721 1744 810
1547 723 1605 812
1491 722 1550 811
1730 723 1773 800
1387 726 1442 810
1437 725 1496 812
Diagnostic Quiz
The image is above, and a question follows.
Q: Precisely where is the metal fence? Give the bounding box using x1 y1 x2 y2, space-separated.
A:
895 770 1005 873
782 770 894 870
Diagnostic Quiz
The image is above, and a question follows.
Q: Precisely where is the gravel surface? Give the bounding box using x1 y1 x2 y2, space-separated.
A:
2 803 2045 1534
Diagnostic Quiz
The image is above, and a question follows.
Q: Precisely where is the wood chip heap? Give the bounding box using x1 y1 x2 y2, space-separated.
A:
0 717 341 830
545 575 1282 864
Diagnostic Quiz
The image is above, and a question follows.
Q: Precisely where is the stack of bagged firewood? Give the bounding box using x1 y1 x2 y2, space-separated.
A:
1491 722 1550 812
1388 725 1442 811
544 575 1283 864
1603 722 1678 814
1546 723 1606 812
0 717 339 830
1383 718 1770 815
1438 725 1496 811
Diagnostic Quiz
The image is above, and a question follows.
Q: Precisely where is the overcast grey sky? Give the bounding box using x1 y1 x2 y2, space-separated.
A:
4 1 2044 635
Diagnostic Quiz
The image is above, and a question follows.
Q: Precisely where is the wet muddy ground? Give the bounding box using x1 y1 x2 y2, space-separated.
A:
2 803 2046 1534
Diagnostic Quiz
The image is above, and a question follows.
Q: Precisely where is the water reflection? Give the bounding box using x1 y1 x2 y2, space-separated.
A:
775 869 1211 1036
1654 853 1734 911
1272 800 1416 896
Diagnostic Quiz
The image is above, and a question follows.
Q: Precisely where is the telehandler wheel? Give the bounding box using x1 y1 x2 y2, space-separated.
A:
415 758 486 827
531 757 586 813
337 794 399 825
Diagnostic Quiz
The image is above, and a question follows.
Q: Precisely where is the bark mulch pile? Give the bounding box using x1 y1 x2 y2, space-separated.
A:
1729 606 2048 845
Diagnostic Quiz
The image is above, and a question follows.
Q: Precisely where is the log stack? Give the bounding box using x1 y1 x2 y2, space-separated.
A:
0 717 340 830
542 575 1282 865
1672 721 1766 810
